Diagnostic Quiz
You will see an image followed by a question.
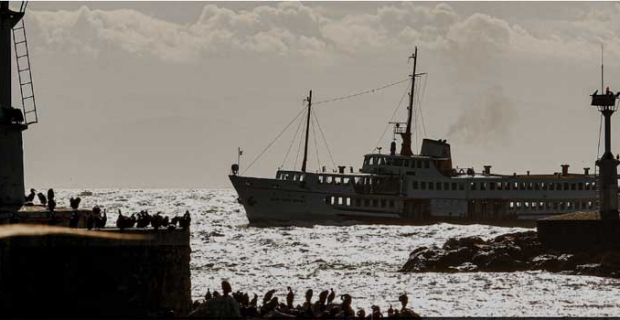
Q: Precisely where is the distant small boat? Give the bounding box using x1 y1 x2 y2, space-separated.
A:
79 190 93 197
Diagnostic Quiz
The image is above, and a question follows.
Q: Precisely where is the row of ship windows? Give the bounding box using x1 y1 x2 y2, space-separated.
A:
364 156 430 169
412 181 598 191
325 196 396 209
508 201 597 211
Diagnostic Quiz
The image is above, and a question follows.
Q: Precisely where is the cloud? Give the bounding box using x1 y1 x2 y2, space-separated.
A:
24 2 620 65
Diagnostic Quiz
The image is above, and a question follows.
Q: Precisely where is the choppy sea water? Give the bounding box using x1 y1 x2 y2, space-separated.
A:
52 188 620 316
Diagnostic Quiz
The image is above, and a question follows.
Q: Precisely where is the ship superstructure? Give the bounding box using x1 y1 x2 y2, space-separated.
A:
229 49 599 224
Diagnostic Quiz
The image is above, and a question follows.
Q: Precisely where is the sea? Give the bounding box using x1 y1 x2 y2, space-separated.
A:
54 188 620 316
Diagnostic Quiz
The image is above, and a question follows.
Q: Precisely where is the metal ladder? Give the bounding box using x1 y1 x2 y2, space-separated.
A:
12 19 37 125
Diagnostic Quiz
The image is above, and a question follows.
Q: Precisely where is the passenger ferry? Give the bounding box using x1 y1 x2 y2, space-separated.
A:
229 48 599 225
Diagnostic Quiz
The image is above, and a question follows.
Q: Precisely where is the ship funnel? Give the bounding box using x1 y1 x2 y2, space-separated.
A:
483 165 491 175
561 164 569 176
584 167 590 175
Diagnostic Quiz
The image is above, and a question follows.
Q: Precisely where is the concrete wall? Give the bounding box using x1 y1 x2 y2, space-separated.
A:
0 228 192 317
0 123 25 206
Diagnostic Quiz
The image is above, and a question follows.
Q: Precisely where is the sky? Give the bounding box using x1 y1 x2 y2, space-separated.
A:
13 1 620 189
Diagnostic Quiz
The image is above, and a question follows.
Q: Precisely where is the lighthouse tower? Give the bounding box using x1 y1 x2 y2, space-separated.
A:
0 2 37 208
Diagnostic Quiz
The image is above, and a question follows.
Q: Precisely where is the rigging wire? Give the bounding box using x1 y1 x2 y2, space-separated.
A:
280 112 305 169
242 107 306 175
311 113 322 170
312 109 337 169
294 114 307 170
416 74 429 138
371 84 410 153
314 78 410 107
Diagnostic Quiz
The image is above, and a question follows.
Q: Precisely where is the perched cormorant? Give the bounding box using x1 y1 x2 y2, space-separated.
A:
69 197 82 210
250 294 258 307
48 199 56 212
286 287 294 309
24 188 36 203
327 288 335 305
37 192 47 206
180 210 191 230
263 289 276 306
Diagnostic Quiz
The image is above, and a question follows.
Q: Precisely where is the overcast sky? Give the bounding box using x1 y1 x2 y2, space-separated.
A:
15 1 620 189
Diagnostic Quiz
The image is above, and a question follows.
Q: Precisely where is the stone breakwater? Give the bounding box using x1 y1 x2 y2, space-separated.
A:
400 231 620 278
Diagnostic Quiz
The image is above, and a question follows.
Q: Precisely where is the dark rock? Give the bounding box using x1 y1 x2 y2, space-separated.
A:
531 254 561 272
443 236 485 250
484 253 526 272
450 262 478 272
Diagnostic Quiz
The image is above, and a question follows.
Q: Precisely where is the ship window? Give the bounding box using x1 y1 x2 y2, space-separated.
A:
343 177 350 184
436 182 442 190
514 182 519 190
516 202 522 209
331 197 336 205
346 197 351 206
481 183 486 191
588 201 593 209
531 202 536 209
404 160 410 167
381 199 387 207
564 183 569 190
338 197 343 205
293 174 299 181
452 182 457 191
389 200 395 208
470 183 476 190
444 182 450 190
519 183 525 191
245 182 253 187
567 202 572 209
571 183 576 190
509 202 514 210
535 183 540 190
364 199 370 207
580 202 586 209
560 202 565 210
459 183 465 190
326 176 333 184
318 176 324 184
504 182 510 190
429 182 434 190
412 181 419 190
585 182 590 190
300 174 305 181
593 182 598 190
539 202 544 208
527 183 533 190
424 161 430 169
421 182 427 190
578 183 583 190
355 199 361 207
493 182 499 190
364 157 370 165
525 202 530 209
549 183 555 191
325 196 330 204
335 177 342 185
372 199 378 207
541 182 546 190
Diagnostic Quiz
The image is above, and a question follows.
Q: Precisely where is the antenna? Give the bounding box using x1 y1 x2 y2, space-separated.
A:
601 44 604 93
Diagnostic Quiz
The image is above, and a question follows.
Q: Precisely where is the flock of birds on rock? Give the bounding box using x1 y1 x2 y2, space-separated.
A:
116 210 191 231
191 281 421 319
20 188 191 231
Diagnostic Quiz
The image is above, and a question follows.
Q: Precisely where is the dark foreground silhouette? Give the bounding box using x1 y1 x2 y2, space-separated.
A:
190 281 421 319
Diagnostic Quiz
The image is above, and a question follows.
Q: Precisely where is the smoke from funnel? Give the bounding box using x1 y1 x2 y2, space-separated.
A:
446 85 516 144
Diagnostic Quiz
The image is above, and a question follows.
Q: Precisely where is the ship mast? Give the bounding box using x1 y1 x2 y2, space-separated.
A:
301 90 312 172
400 47 417 156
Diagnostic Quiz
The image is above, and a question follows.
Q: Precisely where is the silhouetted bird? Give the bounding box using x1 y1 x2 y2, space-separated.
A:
69 212 80 228
70 197 81 210
136 210 151 228
204 289 212 301
151 212 163 230
162 215 170 227
287 287 295 309
250 294 258 307
180 210 191 230
116 210 135 230
24 188 36 203
327 288 335 305
47 189 55 201
95 209 107 229
263 289 277 306
48 199 56 212
37 192 47 206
